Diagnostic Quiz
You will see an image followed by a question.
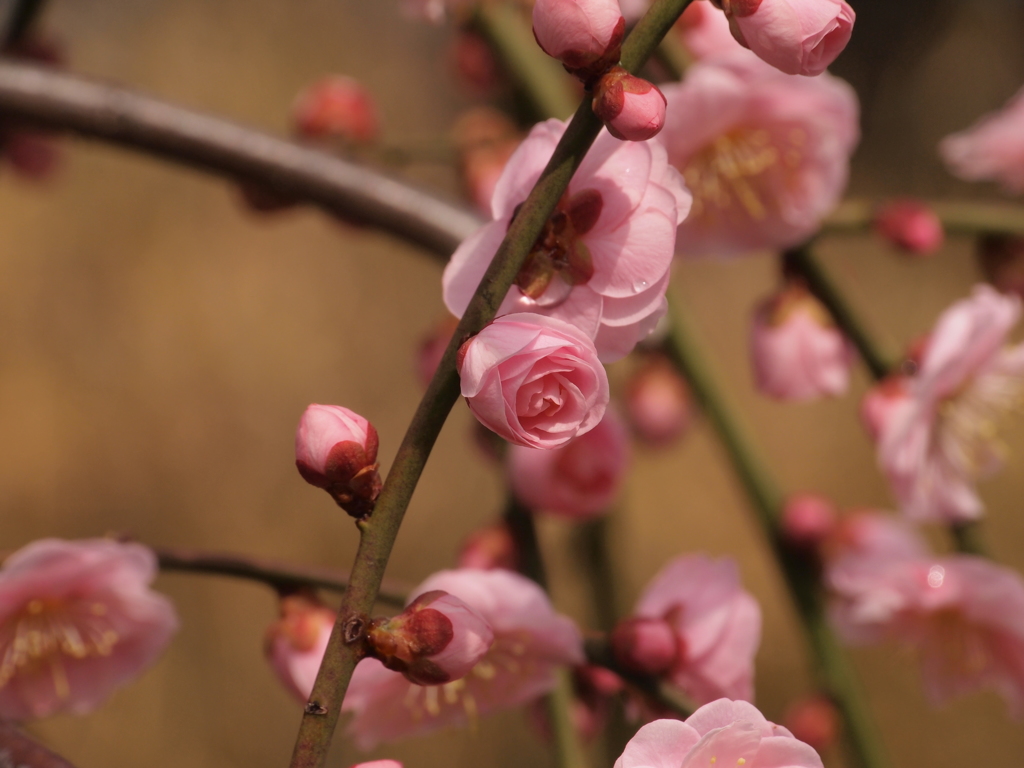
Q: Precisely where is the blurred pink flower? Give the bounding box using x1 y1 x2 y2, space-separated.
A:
0 539 178 721
457 522 520 571
351 762 402 768
593 68 667 142
343 569 584 750
721 0 855 77
291 75 380 145
750 283 853 400
443 119 692 362
615 699 822 768
873 199 944 256
457 313 610 449
659 53 858 257
265 593 335 702
781 695 839 753
940 85 1024 194
876 285 1024 522
860 374 910 443
625 356 694 447
678 1 743 59
611 617 680 676
633 555 761 704
507 408 629 517
532 0 625 80
781 494 838 549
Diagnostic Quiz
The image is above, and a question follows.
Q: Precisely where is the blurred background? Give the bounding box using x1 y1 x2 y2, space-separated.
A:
2 0 1024 766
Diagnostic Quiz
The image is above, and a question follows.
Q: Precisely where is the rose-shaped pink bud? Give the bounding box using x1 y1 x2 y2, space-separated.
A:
750 283 853 401
532 0 625 83
625 356 693 447
874 199 944 256
366 591 494 686
264 593 336 702
783 695 840 752
294 404 382 518
291 75 380 144
610 617 680 676
782 494 838 548
719 0 855 77
592 67 667 141
457 522 520 571
458 314 610 449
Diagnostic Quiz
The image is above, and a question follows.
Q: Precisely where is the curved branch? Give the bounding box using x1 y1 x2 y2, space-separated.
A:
0 61 482 258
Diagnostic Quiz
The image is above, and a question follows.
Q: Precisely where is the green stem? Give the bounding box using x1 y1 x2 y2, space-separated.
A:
663 296 892 768
824 198 1024 238
547 668 590 768
504 494 549 590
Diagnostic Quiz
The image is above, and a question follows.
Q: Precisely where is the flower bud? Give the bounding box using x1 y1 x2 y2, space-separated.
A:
625 356 693 447
782 493 838 548
532 0 625 83
592 67 667 141
264 593 336 702
610 616 680 676
977 234 1024 300
295 404 382 518
457 522 519 571
859 375 909 443
750 282 853 401
783 695 840 751
292 75 380 145
366 591 494 685
874 199 944 256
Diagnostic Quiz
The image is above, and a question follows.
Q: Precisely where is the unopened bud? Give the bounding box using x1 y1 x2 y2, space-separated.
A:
295 404 382 518
366 591 494 685
264 593 336 702
458 522 519 571
592 67 667 141
874 199 944 256
625 356 693 447
292 75 380 145
782 494 838 549
977 234 1024 300
783 695 840 751
532 0 625 84
610 616 680 676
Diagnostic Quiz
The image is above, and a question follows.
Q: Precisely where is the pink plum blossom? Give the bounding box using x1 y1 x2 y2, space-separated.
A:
443 119 692 362
873 199 944 256
593 68 667 142
0 539 178 721
366 591 494 685
625 356 694 447
940 85 1024 195
291 75 379 144
615 699 823 768
342 568 584 750
264 593 335 702
659 53 858 257
750 283 853 401
532 0 625 81
507 408 629 517
633 555 761 704
719 0 855 77
457 313 610 449
875 285 1024 522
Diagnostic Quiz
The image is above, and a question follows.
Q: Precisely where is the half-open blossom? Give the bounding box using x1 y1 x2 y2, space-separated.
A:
632 555 761 704
457 314 610 449
264 593 335 702
874 199 944 256
659 53 858 257
625 355 694 447
444 119 691 361
750 282 853 400
342 569 584 750
615 699 823 768
876 285 1024 522
292 76 380 145
940 85 1024 194
366 591 494 685
532 0 625 82
294 404 382 517
593 68 667 142
717 0 855 77
0 539 178 721
507 408 628 517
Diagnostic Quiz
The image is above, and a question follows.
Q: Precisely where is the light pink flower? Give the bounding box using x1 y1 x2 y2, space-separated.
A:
615 699 822 768
532 0 625 79
507 408 629 517
366 591 494 685
593 68 667 142
873 199 944 256
659 53 858 257
294 404 381 517
291 76 379 145
265 593 335 702
876 285 1024 522
940 85 1024 195
625 356 693 447
458 313 610 449
0 539 178 721
633 555 761 704
750 283 853 401
720 0 855 77
342 569 584 750
443 119 692 362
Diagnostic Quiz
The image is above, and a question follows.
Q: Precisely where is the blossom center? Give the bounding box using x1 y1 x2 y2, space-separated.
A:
513 189 602 300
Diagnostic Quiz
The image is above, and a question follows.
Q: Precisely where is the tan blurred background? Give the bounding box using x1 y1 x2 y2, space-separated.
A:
2 0 1024 766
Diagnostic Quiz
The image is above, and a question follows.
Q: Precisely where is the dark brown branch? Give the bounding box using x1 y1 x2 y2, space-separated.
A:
0 61 482 258
0 722 77 768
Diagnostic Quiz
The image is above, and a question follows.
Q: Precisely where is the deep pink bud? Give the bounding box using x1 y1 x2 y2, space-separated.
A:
592 67 667 141
782 494 838 548
783 695 840 751
291 75 380 144
264 593 336 702
294 404 382 518
457 522 519 571
874 199 944 255
366 591 494 685
610 617 680 676
625 357 693 447
532 0 625 82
